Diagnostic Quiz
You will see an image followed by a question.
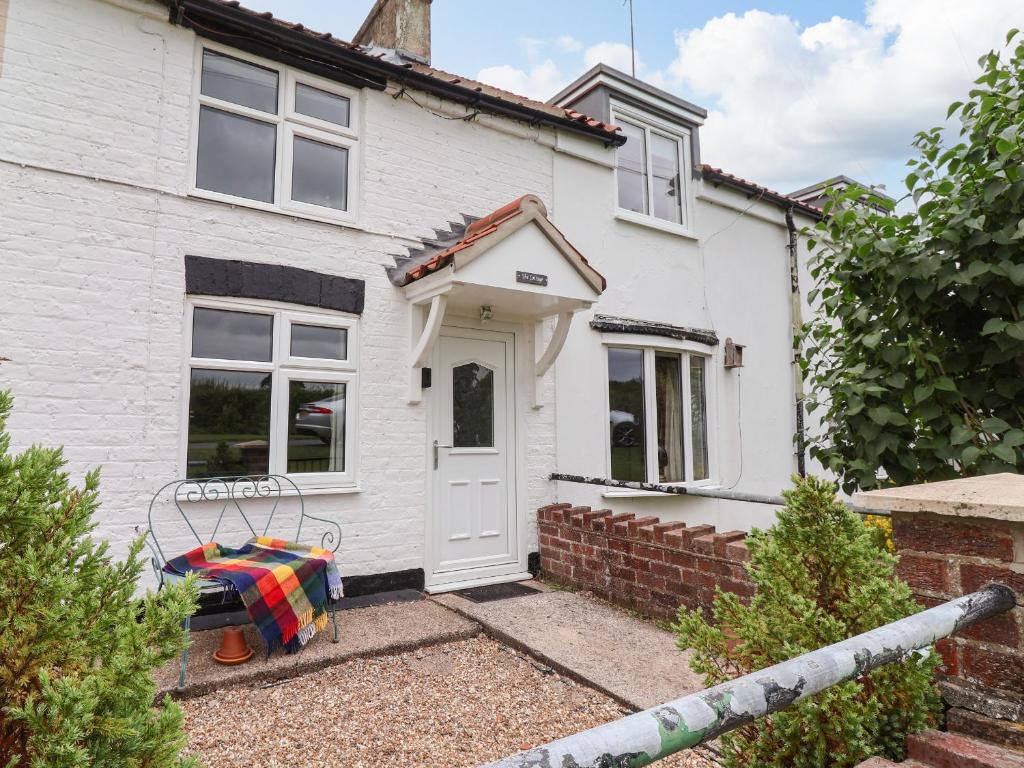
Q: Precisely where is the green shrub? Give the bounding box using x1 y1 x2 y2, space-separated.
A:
0 391 200 767
673 476 940 768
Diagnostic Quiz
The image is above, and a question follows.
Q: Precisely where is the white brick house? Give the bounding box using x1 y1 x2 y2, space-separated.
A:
0 0 822 594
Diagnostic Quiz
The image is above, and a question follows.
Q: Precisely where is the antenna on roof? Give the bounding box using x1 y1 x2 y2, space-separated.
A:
624 0 636 77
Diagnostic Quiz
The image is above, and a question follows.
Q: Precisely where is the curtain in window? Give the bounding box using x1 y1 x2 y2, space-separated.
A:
655 353 685 482
690 356 709 481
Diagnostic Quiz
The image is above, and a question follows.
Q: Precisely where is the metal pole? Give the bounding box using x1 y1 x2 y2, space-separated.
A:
549 473 888 516
481 585 1015 768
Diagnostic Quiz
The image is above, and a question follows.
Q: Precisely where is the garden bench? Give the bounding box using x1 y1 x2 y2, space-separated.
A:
143 474 342 689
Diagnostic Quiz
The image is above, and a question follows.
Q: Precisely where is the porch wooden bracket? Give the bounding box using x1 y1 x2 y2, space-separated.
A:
530 311 573 409
409 293 448 404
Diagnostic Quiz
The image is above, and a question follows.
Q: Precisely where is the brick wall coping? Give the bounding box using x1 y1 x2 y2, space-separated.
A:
853 473 1024 523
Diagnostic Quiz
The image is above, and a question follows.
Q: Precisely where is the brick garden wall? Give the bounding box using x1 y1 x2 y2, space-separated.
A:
537 503 754 620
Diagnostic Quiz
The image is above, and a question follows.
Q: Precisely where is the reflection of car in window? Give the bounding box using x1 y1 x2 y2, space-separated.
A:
294 395 345 443
610 409 639 447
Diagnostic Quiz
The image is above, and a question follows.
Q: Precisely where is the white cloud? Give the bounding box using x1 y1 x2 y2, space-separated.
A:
475 59 567 99
583 41 640 74
556 35 583 54
666 0 1024 193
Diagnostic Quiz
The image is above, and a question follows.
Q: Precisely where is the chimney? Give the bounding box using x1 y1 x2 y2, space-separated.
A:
352 0 432 64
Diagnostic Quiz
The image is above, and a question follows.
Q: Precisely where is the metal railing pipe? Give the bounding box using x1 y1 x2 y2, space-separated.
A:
481 585 1015 768
549 473 889 516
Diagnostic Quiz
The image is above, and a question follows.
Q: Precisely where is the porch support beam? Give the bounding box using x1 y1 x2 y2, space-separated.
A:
408 293 447 404
530 311 574 409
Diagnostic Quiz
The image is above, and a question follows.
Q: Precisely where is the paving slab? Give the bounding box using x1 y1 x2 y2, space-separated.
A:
432 585 705 710
155 598 480 699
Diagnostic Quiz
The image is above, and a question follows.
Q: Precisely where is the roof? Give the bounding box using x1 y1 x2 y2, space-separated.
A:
162 0 623 145
386 195 606 291
699 165 823 219
788 175 896 204
551 63 708 123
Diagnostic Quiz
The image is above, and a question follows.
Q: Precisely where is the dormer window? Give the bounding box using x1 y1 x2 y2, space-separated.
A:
612 106 692 232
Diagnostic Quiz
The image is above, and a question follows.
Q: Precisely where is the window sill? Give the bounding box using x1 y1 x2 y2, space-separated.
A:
189 188 362 231
614 208 699 240
601 482 719 499
286 484 362 497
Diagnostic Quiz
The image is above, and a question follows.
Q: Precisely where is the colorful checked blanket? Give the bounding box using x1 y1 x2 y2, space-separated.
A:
164 536 343 653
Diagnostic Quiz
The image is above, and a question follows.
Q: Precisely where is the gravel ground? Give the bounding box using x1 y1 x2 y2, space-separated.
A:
182 635 715 768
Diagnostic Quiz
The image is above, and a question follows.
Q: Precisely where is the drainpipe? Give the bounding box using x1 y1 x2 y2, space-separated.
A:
785 205 807 477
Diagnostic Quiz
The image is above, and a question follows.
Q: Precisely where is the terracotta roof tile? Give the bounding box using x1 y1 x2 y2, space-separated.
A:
183 0 620 139
699 165 823 218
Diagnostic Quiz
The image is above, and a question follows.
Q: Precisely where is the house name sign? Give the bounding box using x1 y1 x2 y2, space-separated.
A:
516 270 548 287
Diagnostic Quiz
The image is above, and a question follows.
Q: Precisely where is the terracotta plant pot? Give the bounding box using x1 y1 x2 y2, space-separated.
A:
213 627 254 665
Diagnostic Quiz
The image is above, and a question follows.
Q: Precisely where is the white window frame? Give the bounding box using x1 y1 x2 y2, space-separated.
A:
602 335 715 487
189 41 361 227
181 296 360 491
611 102 695 238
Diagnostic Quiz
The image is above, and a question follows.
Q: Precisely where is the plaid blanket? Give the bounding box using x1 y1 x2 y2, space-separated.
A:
164 536 343 653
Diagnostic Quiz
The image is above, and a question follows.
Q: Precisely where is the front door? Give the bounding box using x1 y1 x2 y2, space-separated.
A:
429 326 519 588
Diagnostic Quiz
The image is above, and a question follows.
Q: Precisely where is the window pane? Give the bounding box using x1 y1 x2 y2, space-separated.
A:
295 83 351 127
452 363 494 448
608 348 646 481
651 133 683 224
289 381 346 474
616 119 648 215
196 106 276 203
187 369 271 479
201 49 278 113
290 323 348 360
690 356 709 481
655 352 685 482
291 136 348 210
192 307 273 362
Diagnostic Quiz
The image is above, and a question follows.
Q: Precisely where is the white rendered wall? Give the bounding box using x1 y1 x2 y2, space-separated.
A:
0 0 558 584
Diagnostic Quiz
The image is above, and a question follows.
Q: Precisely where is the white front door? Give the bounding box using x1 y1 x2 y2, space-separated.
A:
428 326 520 588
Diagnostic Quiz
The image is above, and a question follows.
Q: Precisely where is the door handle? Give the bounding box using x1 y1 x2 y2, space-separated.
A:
433 440 453 470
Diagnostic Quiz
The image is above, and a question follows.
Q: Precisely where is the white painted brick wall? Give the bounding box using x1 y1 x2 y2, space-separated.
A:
0 0 557 585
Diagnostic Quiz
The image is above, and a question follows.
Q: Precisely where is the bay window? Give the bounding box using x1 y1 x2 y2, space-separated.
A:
184 298 358 488
192 46 359 222
607 346 710 484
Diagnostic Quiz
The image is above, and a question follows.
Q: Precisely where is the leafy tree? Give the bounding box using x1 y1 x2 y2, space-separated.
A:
674 476 940 768
0 391 200 767
803 31 1024 492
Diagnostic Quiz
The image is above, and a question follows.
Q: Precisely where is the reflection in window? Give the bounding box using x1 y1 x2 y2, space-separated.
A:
290 323 348 360
608 348 646 481
452 363 494 448
651 133 682 224
196 106 277 203
289 381 346 473
295 83 350 126
291 136 348 210
186 369 271 478
690 356 709 481
655 352 685 482
192 307 273 362
201 49 279 113
616 119 648 215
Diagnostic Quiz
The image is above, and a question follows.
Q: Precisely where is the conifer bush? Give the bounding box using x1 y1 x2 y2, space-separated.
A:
0 391 200 767
674 476 940 768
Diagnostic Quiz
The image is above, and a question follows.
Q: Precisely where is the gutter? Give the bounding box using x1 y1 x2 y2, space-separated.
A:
163 0 626 147
785 205 807 477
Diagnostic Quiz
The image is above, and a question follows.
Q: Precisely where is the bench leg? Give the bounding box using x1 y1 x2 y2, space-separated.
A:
330 600 339 643
178 615 191 690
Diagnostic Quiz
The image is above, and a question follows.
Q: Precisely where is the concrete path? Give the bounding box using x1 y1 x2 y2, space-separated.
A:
156 597 480 699
431 585 705 711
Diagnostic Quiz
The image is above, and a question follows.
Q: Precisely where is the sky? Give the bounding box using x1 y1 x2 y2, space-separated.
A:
249 0 1024 197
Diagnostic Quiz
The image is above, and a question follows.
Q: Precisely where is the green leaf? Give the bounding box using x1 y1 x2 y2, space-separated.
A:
950 424 974 445
981 318 1008 335
933 377 958 393
981 417 1012 434
991 443 1017 464
1002 429 1024 448
913 384 934 403
961 445 982 465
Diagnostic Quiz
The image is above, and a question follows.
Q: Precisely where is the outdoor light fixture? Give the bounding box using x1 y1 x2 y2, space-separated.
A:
480 305 493 322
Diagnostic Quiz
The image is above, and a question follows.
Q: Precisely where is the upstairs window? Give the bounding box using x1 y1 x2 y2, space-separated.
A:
607 346 710 484
613 109 690 230
193 46 358 222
